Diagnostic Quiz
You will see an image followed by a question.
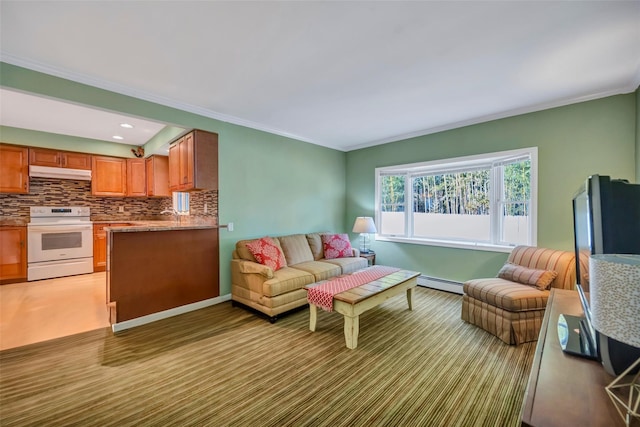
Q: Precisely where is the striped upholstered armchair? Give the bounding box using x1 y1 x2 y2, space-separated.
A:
461 246 585 345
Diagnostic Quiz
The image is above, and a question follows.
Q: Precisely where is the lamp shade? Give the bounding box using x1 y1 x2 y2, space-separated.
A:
352 217 377 234
589 254 640 348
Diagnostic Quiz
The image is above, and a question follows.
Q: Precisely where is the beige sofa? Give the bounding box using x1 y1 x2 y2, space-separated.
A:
231 232 368 321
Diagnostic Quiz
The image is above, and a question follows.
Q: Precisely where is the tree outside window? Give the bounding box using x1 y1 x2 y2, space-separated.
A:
375 148 537 251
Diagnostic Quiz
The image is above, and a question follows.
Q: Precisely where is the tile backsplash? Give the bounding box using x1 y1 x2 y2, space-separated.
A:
0 178 218 221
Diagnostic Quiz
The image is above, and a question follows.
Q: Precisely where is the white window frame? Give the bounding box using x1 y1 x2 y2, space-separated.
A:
374 147 538 253
172 192 190 215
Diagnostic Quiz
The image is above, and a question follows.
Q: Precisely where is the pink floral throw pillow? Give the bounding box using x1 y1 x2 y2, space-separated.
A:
246 237 287 271
321 234 353 259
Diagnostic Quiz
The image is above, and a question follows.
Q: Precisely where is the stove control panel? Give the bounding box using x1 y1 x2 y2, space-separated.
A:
30 206 91 218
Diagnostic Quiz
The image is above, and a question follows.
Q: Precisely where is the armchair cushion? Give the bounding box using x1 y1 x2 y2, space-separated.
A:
463 278 549 312
497 263 558 290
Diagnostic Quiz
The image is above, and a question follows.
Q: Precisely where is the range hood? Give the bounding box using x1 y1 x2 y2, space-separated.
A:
29 165 92 181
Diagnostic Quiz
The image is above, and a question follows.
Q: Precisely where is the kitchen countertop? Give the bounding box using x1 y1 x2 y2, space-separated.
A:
0 219 29 227
0 218 220 230
103 220 219 232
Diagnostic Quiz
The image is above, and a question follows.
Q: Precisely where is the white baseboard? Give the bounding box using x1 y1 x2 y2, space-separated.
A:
417 275 464 295
112 293 232 333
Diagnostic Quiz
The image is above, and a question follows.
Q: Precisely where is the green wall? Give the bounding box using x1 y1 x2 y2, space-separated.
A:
2 61 637 290
0 62 347 295
345 93 638 282
0 125 138 157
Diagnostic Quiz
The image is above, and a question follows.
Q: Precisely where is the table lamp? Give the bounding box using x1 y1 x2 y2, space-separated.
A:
352 217 377 254
589 254 640 426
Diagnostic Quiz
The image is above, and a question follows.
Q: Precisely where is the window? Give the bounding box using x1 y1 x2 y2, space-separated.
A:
173 192 190 215
375 148 537 252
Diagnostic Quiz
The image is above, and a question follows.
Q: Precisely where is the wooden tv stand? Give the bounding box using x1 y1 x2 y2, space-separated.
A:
520 288 622 426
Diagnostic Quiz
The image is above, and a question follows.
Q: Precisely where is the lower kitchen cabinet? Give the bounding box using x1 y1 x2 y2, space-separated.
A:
94 224 107 272
0 226 27 283
94 223 130 272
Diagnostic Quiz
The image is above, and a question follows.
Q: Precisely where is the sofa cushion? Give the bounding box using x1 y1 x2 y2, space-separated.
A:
279 234 314 265
322 257 368 274
246 237 287 271
463 278 549 312
306 232 329 260
322 233 353 259
497 262 558 290
290 261 341 281
262 267 315 297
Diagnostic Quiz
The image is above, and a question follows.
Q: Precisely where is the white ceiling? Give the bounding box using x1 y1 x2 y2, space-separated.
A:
1 1 639 152
0 88 168 146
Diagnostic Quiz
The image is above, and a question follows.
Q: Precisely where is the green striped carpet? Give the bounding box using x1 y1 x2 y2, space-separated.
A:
0 287 535 426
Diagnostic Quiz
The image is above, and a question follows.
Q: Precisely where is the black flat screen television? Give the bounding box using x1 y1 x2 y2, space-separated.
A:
568 174 640 375
573 174 640 289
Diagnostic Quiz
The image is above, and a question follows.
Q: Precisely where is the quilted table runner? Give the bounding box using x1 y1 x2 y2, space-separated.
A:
307 266 400 312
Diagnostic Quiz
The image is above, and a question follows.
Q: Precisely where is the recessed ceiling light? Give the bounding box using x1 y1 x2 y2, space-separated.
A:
120 123 134 129
112 135 124 140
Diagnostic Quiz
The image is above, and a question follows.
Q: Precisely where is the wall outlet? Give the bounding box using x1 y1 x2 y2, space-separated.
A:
118 206 125 213
227 222 234 232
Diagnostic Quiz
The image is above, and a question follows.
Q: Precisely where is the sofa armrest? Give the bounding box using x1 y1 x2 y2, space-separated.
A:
233 259 274 279
352 248 361 257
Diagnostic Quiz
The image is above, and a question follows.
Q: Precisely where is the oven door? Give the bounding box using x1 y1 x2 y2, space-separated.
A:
28 223 94 263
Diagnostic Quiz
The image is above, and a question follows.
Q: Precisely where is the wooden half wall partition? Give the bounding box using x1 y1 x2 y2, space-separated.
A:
107 228 219 324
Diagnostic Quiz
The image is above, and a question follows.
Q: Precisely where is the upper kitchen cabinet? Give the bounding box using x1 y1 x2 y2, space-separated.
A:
146 155 170 197
92 156 127 196
0 143 29 194
126 158 146 197
29 148 92 170
169 130 218 192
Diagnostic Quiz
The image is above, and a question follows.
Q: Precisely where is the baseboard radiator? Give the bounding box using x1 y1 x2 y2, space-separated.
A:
417 275 464 295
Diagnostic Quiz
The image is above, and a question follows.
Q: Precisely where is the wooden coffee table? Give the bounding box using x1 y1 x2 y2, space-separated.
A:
305 269 420 349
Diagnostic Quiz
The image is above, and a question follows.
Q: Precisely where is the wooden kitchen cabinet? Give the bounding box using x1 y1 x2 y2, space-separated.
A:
93 223 130 272
0 144 29 194
93 224 108 272
0 226 27 284
146 155 170 197
168 141 182 191
126 158 146 197
168 130 218 192
29 147 92 170
92 156 127 196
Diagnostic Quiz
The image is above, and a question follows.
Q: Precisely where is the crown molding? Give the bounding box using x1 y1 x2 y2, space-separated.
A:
0 54 348 151
348 84 638 152
2 53 637 154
